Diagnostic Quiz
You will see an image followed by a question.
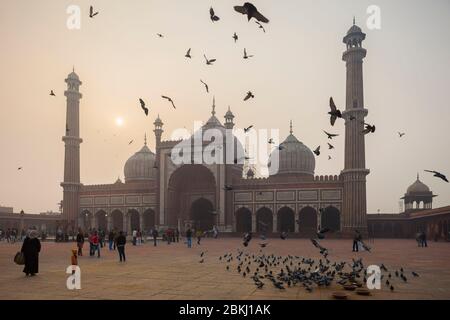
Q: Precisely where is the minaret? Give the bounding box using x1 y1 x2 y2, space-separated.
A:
153 114 164 146
61 69 83 231
153 115 163 227
341 21 370 237
224 106 235 130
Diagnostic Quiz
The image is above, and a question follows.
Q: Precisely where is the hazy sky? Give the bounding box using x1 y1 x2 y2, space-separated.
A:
0 0 449 214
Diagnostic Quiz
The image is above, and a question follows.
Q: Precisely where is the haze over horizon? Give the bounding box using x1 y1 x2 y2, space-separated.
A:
0 0 449 214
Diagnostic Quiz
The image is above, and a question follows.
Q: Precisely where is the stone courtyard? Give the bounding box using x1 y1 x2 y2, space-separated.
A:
0 238 449 300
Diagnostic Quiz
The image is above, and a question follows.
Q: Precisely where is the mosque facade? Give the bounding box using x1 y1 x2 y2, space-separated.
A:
3 23 448 239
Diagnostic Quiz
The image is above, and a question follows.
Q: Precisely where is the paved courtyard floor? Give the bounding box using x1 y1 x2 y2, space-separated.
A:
0 238 449 300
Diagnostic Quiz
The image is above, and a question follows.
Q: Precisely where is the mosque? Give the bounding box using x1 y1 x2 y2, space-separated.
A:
1 22 449 239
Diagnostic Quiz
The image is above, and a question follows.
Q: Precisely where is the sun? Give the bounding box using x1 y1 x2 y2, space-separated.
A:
115 117 124 127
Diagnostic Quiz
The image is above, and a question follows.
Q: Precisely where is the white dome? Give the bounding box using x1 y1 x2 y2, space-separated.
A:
269 133 315 176
124 145 157 183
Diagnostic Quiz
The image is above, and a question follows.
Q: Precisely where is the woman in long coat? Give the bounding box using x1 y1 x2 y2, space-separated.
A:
21 230 41 276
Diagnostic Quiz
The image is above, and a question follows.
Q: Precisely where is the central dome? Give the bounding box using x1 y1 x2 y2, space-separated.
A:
124 144 157 183
406 175 430 194
269 130 315 177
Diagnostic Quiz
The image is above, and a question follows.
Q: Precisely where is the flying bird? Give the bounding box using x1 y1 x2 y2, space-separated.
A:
328 97 342 126
185 48 192 58
244 125 254 133
268 138 275 144
128 140 134 145
204 54 216 65
313 146 320 156
255 21 266 33
323 130 338 139
89 6 99 18
328 143 334 150
200 80 209 93
157 33 164 38
328 156 332 160
50 90 56 96
139 98 148 116
233 32 238 43
424 170 449 183
17 167 23 170
161 96 176 109
398 132 405 138
210 7 220 22
223 185 233 191
362 123 376 135
243 48 254 59
234 2 269 23
244 91 254 101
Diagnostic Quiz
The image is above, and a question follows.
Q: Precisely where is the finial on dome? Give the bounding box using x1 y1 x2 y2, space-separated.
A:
212 96 216 116
144 133 147 146
417 172 419 180
289 120 293 134
353 16 356 25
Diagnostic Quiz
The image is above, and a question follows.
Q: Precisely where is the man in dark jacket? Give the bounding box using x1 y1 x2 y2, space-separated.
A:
186 228 193 248
21 230 41 276
108 230 116 251
116 231 127 262
353 229 362 252
152 229 158 247
76 229 84 256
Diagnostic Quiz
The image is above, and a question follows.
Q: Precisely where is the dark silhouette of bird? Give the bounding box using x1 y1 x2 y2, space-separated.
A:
161 96 176 109
157 33 164 38
349 115 356 120
313 146 320 156
50 90 56 96
328 97 342 126
390 285 394 292
323 130 338 139
398 132 405 138
185 48 192 58
204 54 216 65
424 170 448 183
128 140 134 145
412 271 419 277
328 143 334 150
199 259 204 263
362 123 376 135
200 80 209 93
255 21 266 33
210 7 220 22
268 138 275 144
243 48 253 59
18 167 22 170
223 185 233 191
233 32 238 43
244 125 253 133
280 232 287 240
244 91 254 101
139 98 148 116
89 6 99 18
234 2 269 23
328 156 332 160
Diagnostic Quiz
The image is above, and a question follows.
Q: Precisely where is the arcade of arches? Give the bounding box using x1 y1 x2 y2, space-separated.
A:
233 206 342 237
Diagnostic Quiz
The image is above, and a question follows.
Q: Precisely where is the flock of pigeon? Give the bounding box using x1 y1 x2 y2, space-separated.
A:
43 3 449 185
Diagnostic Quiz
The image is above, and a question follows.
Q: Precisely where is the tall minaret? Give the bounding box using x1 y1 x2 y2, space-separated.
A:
61 70 83 231
341 21 370 237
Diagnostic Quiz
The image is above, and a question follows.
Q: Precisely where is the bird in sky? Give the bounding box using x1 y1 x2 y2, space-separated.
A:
398 132 405 138
204 54 216 65
244 125 253 133
255 21 266 33
17 167 23 170
328 97 342 126
313 146 321 156
243 48 254 59
128 140 134 145
233 32 238 43
424 170 449 183
89 6 99 18
200 80 209 93
210 7 220 22
323 130 338 139
234 2 269 23
328 143 335 150
185 48 192 59
139 98 148 116
157 33 164 38
362 123 376 135
328 155 332 160
244 91 254 101
161 96 176 109
50 90 56 96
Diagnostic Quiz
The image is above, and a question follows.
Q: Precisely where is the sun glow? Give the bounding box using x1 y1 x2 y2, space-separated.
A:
115 117 124 127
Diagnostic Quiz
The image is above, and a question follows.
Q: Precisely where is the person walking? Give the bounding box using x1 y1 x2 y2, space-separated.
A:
76 229 84 256
132 229 137 246
175 228 180 243
116 231 126 262
152 228 158 247
186 228 193 248
352 230 361 252
108 229 115 250
21 230 41 277
91 231 100 258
